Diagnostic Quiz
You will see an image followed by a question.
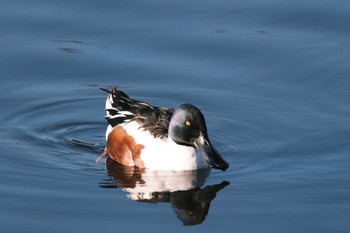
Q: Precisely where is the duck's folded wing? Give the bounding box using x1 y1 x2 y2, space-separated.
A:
101 86 174 138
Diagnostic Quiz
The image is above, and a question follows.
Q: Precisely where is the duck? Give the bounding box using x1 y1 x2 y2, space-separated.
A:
97 86 229 171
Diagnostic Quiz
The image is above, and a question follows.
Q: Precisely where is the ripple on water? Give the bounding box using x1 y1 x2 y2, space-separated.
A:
4 90 107 172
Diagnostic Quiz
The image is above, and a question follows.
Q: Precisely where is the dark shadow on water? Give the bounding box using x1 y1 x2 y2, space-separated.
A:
99 158 229 226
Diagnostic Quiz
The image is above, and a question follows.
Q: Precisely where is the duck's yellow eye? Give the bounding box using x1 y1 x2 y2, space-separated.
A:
185 120 191 126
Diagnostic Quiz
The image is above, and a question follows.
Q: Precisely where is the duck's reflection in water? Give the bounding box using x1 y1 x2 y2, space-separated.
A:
99 158 229 225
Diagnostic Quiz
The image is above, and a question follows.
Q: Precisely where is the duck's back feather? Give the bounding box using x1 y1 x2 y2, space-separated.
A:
102 86 174 138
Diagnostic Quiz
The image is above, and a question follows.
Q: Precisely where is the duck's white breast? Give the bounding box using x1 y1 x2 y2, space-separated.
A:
109 121 207 171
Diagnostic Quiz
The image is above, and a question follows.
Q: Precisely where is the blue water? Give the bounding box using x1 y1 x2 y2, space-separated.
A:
1 0 350 232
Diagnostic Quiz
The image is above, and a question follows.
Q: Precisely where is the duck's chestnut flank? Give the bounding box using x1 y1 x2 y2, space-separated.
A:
97 126 145 167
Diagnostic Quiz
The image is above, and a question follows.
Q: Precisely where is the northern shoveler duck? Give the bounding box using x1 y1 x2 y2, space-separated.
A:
97 86 229 171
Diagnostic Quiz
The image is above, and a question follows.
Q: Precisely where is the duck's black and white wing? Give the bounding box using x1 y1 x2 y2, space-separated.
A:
101 86 174 138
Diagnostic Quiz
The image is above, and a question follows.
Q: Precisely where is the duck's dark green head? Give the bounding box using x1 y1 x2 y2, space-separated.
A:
168 104 229 171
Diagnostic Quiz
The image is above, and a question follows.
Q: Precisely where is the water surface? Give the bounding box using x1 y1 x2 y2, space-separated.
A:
1 1 350 232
